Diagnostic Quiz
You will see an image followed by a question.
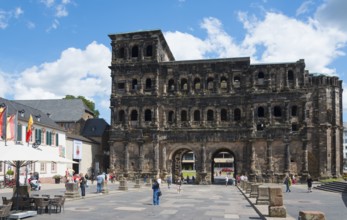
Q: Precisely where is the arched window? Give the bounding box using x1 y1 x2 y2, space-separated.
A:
181 78 188 90
132 45 139 57
258 71 264 84
168 111 174 123
132 79 138 90
257 107 265 117
274 106 282 117
145 78 152 89
288 70 294 80
207 77 214 90
130 110 138 121
146 45 153 57
291 106 298 116
194 78 201 90
194 110 200 121
221 109 227 121
119 47 125 58
168 79 175 91
181 110 188 121
144 109 152 121
118 110 125 123
234 108 241 121
234 75 240 82
220 77 227 89
207 110 214 121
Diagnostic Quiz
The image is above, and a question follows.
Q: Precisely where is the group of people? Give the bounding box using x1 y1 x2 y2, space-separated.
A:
284 173 313 193
28 172 41 191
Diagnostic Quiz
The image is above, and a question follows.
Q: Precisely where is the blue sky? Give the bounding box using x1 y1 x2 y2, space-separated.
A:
1 0 347 123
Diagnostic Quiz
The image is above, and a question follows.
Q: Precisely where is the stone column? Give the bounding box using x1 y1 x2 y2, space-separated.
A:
284 136 290 173
153 139 159 174
162 145 167 172
266 138 274 182
138 141 144 173
124 142 129 175
199 142 208 184
249 140 256 182
302 138 308 173
118 175 128 191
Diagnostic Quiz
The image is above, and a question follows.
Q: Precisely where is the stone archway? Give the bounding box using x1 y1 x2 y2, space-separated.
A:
211 149 236 184
171 148 197 183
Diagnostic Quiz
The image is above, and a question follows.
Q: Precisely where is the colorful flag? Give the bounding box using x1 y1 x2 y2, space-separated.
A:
6 114 16 140
26 114 33 143
0 106 6 140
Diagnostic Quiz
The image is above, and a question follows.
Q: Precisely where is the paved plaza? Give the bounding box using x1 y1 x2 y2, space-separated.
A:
1 181 347 219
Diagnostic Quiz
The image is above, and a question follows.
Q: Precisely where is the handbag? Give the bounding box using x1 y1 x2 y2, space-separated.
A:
158 190 162 196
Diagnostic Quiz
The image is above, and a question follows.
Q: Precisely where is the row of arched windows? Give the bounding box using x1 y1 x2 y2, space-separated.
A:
117 45 153 59
116 105 299 124
116 70 296 93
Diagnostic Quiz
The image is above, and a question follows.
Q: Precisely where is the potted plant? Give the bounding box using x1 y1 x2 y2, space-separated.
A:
52 175 62 184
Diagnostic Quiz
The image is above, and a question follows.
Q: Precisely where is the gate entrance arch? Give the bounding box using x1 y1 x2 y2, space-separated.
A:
211 149 236 184
171 148 197 183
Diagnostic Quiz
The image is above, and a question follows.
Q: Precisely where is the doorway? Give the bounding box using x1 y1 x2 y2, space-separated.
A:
211 150 235 184
171 149 197 184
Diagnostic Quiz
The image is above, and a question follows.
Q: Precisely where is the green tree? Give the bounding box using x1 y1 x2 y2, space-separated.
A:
63 95 100 118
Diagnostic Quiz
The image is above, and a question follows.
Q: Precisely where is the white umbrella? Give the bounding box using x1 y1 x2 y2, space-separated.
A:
0 144 76 165
0 144 76 210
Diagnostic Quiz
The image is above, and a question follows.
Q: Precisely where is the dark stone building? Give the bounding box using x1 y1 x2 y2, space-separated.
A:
108 30 343 183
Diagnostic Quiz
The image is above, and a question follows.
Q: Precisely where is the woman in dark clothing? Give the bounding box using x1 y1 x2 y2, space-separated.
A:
79 173 87 198
307 174 313 193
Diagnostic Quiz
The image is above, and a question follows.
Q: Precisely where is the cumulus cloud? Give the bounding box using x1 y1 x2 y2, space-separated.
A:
315 0 347 33
296 0 315 16
11 42 111 118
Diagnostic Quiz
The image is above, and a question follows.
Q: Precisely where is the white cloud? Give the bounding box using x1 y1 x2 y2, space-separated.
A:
55 4 68 17
239 12 347 74
0 7 23 29
315 0 347 33
14 7 23 18
41 0 55 8
11 42 111 118
296 0 314 16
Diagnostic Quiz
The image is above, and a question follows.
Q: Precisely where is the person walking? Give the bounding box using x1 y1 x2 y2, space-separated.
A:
225 176 229 186
79 173 87 198
167 175 172 189
152 179 160 205
177 177 182 194
307 174 313 192
284 174 291 192
96 172 104 194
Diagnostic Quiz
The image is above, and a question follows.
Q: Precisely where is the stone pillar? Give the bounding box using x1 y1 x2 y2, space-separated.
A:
256 186 269 205
284 136 290 173
118 175 128 191
153 139 159 174
299 211 326 220
266 137 274 182
138 141 144 173
249 140 256 182
268 187 286 217
162 146 167 172
64 183 80 198
245 182 252 194
302 138 308 173
199 142 208 185
124 142 129 174
134 178 141 188
250 183 261 198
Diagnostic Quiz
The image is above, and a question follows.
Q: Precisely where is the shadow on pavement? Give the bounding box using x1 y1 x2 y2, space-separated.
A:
342 193 347 207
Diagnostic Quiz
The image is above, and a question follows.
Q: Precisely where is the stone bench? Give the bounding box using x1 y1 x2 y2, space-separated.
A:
256 185 269 205
268 186 286 218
